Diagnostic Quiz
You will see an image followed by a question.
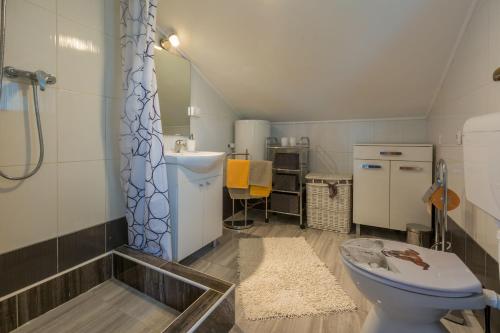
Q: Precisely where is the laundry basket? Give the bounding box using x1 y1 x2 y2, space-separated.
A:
306 173 352 233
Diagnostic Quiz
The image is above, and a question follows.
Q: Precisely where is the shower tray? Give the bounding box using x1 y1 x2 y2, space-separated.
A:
8 246 235 333
13 280 180 333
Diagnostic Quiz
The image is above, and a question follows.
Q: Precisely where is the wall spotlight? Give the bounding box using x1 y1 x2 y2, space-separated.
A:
160 33 180 50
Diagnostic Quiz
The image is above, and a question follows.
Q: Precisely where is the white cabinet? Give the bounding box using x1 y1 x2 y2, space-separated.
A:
390 161 433 231
353 144 433 231
167 164 223 261
353 159 390 229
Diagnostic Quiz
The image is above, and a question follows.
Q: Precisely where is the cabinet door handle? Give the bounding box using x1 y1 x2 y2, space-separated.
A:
380 151 402 156
199 183 204 187
361 164 382 169
206 181 211 186
399 166 423 172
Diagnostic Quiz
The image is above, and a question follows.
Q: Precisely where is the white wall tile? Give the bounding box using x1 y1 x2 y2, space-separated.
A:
105 159 125 220
104 0 120 37
350 121 372 146
0 0 123 254
5 0 57 75
57 90 106 162
57 17 108 96
58 160 106 235
427 0 500 257
26 0 56 12
0 85 57 167
401 120 428 143
105 97 122 160
272 119 427 175
0 163 57 254
57 0 105 32
372 120 404 143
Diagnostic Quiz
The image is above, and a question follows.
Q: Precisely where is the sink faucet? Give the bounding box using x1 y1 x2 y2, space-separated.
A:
175 139 186 153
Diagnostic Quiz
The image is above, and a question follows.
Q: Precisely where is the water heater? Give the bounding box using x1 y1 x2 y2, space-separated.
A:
235 120 271 160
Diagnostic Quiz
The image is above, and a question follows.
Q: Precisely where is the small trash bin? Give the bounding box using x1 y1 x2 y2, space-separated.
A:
406 223 432 248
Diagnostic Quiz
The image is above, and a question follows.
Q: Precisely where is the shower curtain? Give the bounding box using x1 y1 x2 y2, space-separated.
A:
120 0 172 260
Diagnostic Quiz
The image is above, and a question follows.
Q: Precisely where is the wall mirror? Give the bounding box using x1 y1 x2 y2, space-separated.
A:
155 49 191 136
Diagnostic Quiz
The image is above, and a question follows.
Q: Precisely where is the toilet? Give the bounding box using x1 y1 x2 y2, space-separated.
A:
340 238 486 333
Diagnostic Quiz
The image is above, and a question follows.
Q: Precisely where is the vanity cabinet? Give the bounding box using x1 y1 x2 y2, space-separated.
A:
353 144 433 231
167 164 223 261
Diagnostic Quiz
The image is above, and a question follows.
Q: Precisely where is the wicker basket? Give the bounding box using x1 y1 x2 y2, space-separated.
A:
306 173 352 233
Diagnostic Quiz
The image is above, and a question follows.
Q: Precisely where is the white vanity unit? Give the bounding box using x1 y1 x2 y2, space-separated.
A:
353 144 433 232
165 151 225 261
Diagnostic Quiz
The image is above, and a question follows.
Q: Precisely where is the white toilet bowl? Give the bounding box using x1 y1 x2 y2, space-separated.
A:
341 238 486 333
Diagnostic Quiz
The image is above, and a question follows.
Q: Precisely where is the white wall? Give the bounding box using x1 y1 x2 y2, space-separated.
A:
0 0 124 254
427 0 500 259
190 67 239 152
272 118 428 174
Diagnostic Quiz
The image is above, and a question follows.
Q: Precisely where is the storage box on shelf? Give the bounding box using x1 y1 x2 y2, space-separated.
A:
306 173 352 233
266 137 310 229
273 173 299 192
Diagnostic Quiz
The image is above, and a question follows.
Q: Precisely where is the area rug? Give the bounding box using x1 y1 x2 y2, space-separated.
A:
238 237 356 320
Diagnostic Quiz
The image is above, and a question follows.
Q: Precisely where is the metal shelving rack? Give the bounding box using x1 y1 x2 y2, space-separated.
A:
266 137 310 229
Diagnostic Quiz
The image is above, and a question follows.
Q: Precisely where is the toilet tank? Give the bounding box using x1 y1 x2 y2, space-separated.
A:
462 112 500 221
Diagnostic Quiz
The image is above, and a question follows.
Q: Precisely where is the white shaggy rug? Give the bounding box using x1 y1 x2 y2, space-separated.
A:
238 237 356 321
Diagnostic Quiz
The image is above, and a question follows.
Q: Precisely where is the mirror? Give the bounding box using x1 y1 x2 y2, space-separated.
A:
155 49 191 136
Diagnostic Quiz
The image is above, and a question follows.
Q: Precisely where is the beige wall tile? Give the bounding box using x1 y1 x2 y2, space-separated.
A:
5 0 57 75
57 90 106 162
0 163 57 254
0 85 57 167
58 160 106 235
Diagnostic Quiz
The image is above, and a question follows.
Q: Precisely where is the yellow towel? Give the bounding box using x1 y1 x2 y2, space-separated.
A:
226 159 250 189
250 185 271 197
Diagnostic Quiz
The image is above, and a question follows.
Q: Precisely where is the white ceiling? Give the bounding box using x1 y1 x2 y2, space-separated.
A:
157 0 474 122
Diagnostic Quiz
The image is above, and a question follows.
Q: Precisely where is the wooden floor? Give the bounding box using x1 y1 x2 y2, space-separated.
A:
182 211 483 333
13 280 179 333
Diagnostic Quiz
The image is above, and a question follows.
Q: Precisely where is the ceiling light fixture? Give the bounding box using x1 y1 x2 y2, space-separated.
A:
160 33 180 50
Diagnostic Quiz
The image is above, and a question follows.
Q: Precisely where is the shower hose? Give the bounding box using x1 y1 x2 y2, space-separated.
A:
0 0 45 180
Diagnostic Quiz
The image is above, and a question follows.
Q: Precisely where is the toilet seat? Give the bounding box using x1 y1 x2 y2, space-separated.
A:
340 238 482 298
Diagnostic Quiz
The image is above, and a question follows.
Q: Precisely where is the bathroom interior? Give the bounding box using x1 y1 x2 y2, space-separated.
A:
1 0 500 332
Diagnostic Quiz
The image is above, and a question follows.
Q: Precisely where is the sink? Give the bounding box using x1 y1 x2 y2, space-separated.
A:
165 151 225 173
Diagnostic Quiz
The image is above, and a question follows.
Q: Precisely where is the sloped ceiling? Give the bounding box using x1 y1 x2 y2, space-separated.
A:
157 0 474 121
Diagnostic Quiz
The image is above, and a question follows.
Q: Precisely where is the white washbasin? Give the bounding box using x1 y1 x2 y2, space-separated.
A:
165 151 225 173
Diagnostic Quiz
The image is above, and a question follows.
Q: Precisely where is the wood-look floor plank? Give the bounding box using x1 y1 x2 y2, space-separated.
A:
184 210 483 333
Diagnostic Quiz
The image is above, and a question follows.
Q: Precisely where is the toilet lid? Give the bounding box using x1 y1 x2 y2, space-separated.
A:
340 238 482 297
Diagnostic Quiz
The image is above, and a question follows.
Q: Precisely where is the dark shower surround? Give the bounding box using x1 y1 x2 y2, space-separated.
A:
0 244 235 333
0 217 128 299
447 217 500 331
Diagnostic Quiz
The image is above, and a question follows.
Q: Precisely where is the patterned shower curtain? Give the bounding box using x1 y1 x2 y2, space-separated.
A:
120 0 172 260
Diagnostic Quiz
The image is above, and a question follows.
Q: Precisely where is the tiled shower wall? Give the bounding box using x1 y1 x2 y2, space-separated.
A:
427 0 500 261
0 0 124 285
271 118 428 174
